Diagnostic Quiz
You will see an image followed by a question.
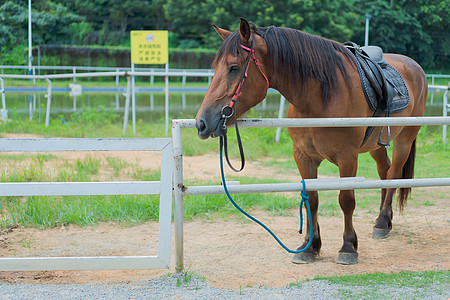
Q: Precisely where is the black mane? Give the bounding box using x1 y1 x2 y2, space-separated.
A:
213 25 354 104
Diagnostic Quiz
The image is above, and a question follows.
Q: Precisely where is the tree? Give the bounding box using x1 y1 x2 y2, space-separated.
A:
0 2 29 48
0 0 447 70
409 0 449 69
33 2 84 45
166 0 360 48
0 1 83 47
352 0 448 69
164 0 212 48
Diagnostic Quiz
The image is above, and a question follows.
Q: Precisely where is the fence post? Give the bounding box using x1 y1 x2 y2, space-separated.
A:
172 120 184 271
115 68 120 111
131 63 136 135
123 75 132 135
44 78 52 127
444 88 448 144
182 70 187 110
208 70 213 85
165 62 170 136
0 78 7 121
32 67 36 117
275 95 286 142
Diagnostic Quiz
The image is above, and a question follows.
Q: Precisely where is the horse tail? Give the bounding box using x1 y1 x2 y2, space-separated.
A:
398 139 416 213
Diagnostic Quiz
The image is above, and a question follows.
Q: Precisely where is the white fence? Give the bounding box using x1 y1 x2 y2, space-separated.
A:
0 70 213 136
0 118 449 272
1 68 448 137
0 138 173 271
172 117 450 270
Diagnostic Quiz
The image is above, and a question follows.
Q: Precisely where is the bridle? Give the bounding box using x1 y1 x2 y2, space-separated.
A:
220 34 270 122
220 33 270 172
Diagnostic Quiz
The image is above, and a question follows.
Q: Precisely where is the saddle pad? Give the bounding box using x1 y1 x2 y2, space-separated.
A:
350 53 410 113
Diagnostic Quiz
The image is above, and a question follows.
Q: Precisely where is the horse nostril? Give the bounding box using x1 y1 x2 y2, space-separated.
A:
196 119 206 133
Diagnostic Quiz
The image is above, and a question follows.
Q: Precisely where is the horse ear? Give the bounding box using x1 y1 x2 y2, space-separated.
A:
239 18 251 44
213 24 231 41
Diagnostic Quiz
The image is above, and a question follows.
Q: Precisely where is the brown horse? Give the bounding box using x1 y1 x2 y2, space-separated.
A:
195 18 427 264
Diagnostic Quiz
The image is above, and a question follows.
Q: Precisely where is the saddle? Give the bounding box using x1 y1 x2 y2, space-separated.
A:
344 42 410 147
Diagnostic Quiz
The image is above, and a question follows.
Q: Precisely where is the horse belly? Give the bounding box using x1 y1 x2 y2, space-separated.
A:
289 126 365 164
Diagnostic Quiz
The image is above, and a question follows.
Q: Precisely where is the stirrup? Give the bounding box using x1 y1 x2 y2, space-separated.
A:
378 126 391 148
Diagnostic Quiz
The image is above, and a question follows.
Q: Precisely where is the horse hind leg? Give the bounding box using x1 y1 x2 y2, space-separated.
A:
369 147 393 238
373 132 418 239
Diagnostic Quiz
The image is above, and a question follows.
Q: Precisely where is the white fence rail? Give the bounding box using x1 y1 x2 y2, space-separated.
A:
172 116 450 270
2 64 448 80
0 138 173 271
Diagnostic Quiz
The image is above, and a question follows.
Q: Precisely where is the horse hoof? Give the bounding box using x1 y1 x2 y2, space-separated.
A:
292 252 316 264
372 227 390 239
336 252 358 265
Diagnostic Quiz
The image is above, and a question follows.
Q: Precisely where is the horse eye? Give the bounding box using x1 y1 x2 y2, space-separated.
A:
229 66 240 74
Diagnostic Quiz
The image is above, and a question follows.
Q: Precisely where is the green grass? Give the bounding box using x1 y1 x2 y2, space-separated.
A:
262 125 449 179
0 153 164 229
304 271 450 299
174 266 206 289
105 157 129 175
2 195 161 229
183 192 298 222
313 270 449 288
426 77 450 86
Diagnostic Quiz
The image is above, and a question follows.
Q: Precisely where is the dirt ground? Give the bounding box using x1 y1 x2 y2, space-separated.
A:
0 134 448 289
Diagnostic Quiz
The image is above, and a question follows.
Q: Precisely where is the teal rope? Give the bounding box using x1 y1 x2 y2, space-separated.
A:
219 136 313 254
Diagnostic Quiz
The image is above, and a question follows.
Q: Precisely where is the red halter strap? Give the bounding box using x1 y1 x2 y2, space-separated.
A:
239 44 270 91
221 35 270 119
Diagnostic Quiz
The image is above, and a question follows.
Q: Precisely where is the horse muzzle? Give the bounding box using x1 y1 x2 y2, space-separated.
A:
195 114 226 140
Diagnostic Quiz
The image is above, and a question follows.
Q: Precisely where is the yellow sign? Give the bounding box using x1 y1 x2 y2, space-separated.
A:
130 30 169 64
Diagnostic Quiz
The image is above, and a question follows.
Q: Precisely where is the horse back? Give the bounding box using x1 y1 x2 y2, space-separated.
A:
383 54 427 117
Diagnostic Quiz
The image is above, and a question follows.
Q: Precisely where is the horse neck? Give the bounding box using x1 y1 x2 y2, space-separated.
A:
271 77 324 117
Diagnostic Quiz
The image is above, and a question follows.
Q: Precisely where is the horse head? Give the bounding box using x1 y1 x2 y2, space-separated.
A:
195 18 270 139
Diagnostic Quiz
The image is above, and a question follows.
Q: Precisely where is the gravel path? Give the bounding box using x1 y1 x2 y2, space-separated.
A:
1 273 448 299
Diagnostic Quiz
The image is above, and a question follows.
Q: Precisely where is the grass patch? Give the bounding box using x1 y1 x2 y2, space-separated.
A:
105 157 129 175
182 176 302 220
173 266 206 289
1 195 161 229
183 192 298 221
262 126 448 179
314 270 449 288
0 153 164 229
317 271 449 299
287 271 450 299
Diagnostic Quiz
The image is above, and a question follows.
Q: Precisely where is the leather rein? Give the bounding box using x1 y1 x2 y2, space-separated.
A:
220 34 269 172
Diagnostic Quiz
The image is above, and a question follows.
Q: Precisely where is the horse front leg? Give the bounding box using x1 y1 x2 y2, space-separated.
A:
291 147 322 264
336 154 359 265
